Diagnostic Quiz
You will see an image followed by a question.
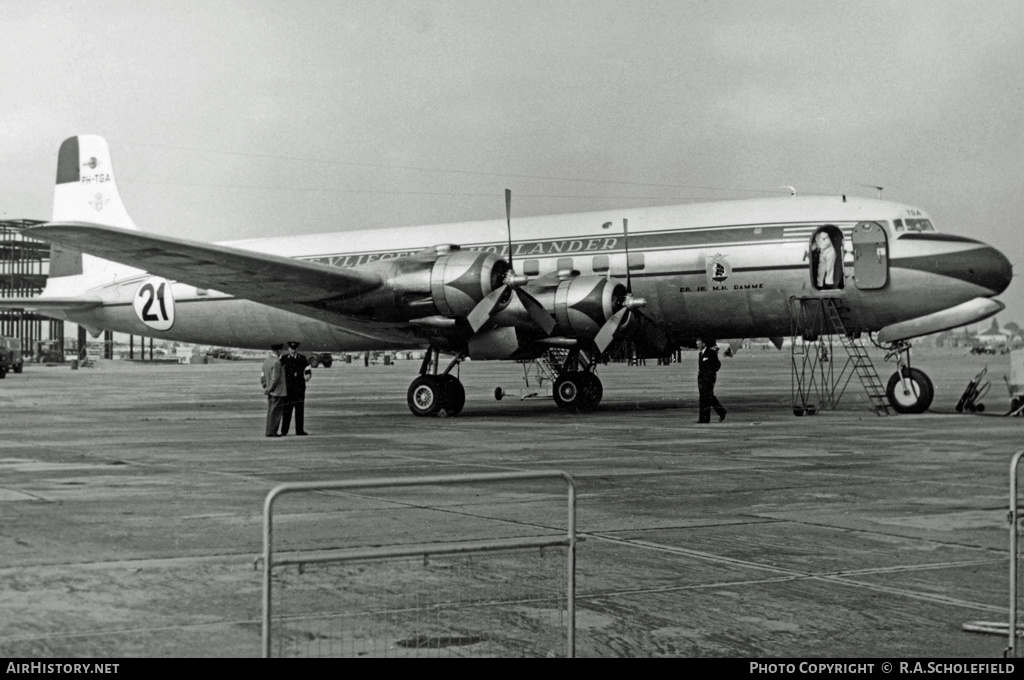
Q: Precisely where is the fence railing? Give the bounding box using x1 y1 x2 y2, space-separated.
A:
260 470 577 657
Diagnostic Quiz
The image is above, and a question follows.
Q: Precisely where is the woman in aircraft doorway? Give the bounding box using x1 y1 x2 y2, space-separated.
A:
812 227 844 290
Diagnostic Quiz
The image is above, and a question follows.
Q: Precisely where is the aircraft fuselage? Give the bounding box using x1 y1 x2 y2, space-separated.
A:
52 195 1012 354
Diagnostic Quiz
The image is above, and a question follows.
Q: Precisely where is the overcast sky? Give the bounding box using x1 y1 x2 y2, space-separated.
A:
3 0 1023 325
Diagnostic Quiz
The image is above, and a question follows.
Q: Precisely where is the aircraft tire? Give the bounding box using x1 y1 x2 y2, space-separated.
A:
308 356 320 368
439 375 465 417
553 373 581 410
886 367 934 414
408 375 443 417
320 354 333 368
0 367 6 379
554 372 601 412
580 373 603 410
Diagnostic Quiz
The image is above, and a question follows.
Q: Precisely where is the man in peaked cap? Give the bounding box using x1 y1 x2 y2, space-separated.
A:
261 343 287 437
280 341 312 435
696 338 727 424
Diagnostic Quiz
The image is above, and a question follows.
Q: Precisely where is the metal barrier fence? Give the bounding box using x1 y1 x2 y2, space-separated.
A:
261 471 576 658
1009 450 1024 657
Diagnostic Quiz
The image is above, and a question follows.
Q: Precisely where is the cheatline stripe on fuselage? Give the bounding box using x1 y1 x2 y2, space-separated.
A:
99 254 978 311
300 221 859 268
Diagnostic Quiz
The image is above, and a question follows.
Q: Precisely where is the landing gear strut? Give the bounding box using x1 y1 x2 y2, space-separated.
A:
552 348 603 412
407 348 466 417
881 340 934 414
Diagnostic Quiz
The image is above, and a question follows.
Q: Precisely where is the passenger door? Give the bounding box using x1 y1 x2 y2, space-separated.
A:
852 222 888 290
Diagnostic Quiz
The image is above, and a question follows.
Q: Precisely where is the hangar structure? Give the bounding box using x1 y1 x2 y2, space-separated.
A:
0 219 66 357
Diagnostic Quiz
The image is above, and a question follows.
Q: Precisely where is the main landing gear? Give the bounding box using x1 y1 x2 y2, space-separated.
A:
881 340 934 414
407 348 466 417
493 347 604 411
551 348 603 412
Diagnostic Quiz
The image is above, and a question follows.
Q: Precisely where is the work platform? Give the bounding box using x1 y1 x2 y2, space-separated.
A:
790 296 892 416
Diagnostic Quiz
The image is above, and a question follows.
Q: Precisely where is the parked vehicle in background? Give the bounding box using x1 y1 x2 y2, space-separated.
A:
34 339 64 363
0 337 23 377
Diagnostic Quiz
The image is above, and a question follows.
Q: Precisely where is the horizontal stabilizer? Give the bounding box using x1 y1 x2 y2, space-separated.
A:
0 297 103 311
877 297 1004 343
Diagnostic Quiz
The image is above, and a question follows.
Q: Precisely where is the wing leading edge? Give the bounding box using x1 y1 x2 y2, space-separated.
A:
25 221 427 345
0 297 103 311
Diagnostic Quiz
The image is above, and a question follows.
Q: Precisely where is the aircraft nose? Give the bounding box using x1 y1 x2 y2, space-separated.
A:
973 244 1013 295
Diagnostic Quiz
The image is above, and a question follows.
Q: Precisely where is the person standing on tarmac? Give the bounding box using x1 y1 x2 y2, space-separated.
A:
696 338 727 424
261 343 287 437
280 341 311 435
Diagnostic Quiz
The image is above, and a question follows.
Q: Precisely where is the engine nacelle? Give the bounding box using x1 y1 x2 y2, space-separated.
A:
552 276 626 338
430 250 509 318
467 326 523 360
487 275 627 337
381 247 509 321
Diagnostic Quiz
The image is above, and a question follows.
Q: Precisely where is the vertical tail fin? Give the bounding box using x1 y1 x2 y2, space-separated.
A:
53 135 138 230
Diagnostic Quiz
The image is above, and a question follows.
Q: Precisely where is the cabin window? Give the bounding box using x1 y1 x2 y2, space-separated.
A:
556 257 574 271
894 219 904 232
592 255 610 273
523 259 540 276
628 252 645 271
810 225 844 291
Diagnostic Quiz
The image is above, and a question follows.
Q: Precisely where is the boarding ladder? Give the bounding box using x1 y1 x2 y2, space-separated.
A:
791 297 891 416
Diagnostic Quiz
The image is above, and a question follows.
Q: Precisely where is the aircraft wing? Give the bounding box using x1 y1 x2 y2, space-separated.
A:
24 221 384 306
0 297 102 311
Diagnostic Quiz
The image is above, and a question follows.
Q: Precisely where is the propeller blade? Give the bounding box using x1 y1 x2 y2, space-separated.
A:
505 188 513 268
623 218 631 292
594 307 629 354
466 285 512 332
515 288 557 335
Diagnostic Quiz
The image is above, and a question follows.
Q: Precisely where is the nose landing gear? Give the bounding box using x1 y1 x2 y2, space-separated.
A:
882 341 934 414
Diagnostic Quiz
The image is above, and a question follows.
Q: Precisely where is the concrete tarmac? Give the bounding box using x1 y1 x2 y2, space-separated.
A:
0 347 1021 658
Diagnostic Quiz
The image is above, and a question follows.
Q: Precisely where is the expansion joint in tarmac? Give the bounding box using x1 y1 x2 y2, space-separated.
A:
583 532 1007 615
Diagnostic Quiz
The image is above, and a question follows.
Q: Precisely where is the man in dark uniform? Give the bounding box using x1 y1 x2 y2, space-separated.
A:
280 341 311 435
696 338 727 423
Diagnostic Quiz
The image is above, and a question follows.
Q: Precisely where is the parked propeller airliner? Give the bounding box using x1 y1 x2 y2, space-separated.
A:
3 136 1013 416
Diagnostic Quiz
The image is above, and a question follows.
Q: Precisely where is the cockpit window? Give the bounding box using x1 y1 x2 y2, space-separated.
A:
902 218 934 232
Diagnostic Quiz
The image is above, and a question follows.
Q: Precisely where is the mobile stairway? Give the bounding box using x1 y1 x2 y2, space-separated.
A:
790 297 891 416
